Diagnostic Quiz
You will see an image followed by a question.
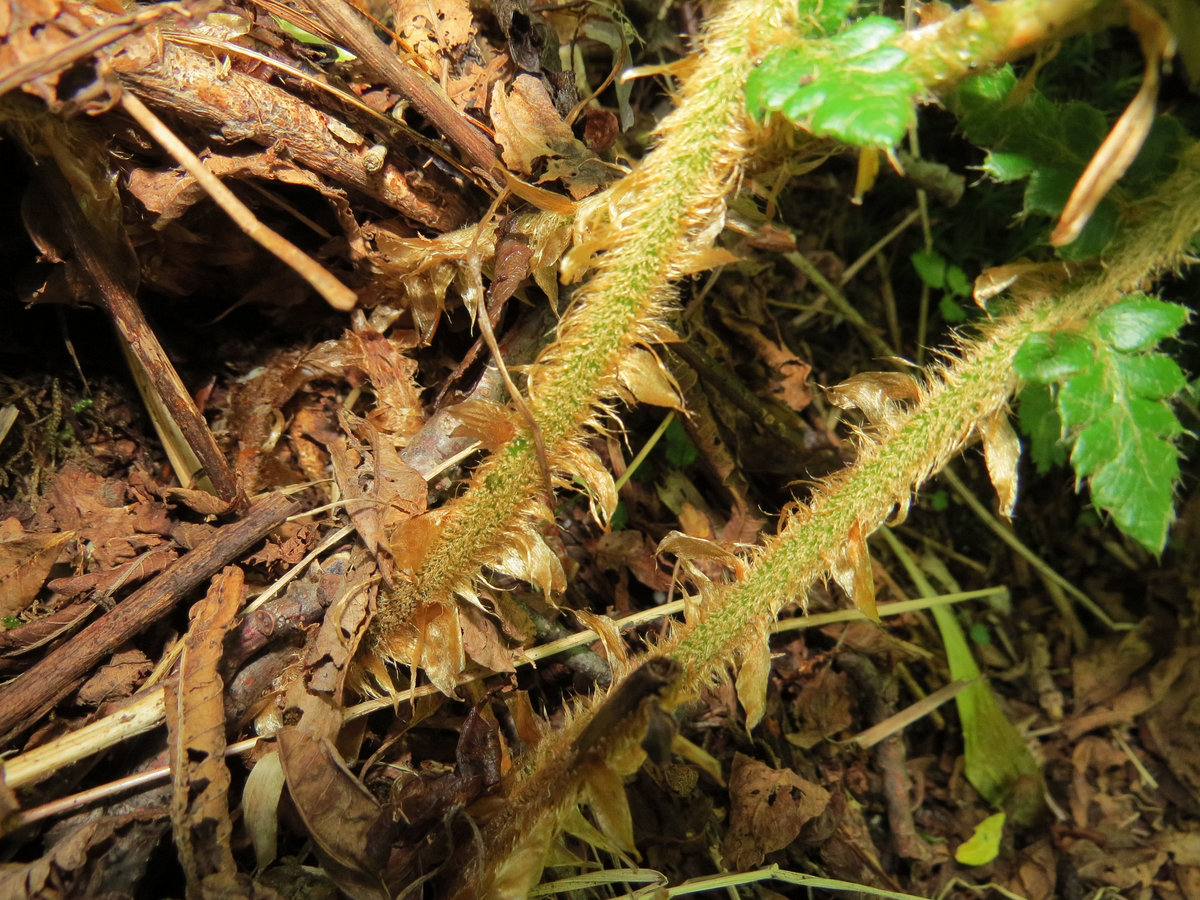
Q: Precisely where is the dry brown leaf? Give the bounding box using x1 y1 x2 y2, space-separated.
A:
720 752 831 870
165 566 247 898
0 601 95 659
392 0 474 59
37 463 172 569
979 410 1021 519
126 148 355 231
76 647 153 707
1141 654 1200 806
244 558 374 873
677 501 714 541
491 74 577 175
328 436 383 555
303 575 375 702
785 666 854 750
1063 643 1200 740
717 317 813 412
350 329 424 440
593 530 674 593
277 728 393 900
539 153 623 200
490 75 615 199
0 813 171 897
0 520 73 617
0 0 120 111
1011 838 1058 900
1071 623 1156 710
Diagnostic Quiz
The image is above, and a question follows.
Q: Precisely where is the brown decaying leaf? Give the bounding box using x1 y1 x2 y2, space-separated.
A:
76 647 153 707
392 0 474 60
165 565 247 898
720 752 831 870
126 148 357 232
0 601 95 663
491 74 578 175
243 749 287 871
459 601 516 672
716 313 813 412
327 415 427 566
37 463 171 570
246 555 373 871
0 519 73 617
0 0 124 111
1140 653 1200 807
1071 622 1156 710
0 813 170 897
490 75 616 199
1064 642 1200 740
277 728 393 900
785 666 854 750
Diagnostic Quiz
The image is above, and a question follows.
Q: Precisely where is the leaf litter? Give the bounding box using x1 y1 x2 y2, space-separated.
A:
0 1 1198 899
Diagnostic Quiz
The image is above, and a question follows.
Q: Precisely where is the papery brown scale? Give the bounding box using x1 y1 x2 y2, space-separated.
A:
980 409 1021 519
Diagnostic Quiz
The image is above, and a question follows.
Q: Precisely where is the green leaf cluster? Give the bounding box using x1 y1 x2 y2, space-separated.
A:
912 248 972 323
949 67 1185 260
1014 296 1190 553
745 12 919 149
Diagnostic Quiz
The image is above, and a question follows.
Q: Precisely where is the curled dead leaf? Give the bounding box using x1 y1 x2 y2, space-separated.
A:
720 753 831 870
